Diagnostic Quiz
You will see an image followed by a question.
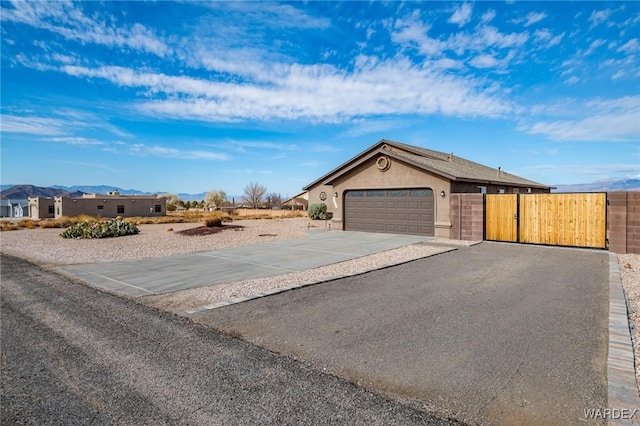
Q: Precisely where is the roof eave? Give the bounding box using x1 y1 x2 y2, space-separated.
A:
302 139 394 190
321 148 457 186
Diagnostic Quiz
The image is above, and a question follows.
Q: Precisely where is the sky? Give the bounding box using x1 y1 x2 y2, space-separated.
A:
1 1 639 197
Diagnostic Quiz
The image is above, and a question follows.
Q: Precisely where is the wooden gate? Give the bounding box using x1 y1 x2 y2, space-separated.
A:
485 194 518 242
485 193 607 249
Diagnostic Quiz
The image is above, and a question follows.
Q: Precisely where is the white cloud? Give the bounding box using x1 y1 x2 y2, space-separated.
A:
391 18 443 56
585 39 606 55
0 115 67 135
617 38 640 54
129 143 230 160
432 58 464 69
589 9 613 29
1 1 171 56
611 70 626 80
448 3 473 28
523 96 640 142
469 54 499 69
231 141 299 152
60 57 512 123
524 12 547 27
534 29 565 48
48 137 103 146
481 10 496 24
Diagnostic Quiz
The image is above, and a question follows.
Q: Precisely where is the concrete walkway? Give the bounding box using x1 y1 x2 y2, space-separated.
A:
60 231 427 297
607 253 640 426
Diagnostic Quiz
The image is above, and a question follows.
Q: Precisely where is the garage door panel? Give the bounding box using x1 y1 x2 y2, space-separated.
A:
345 188 434 236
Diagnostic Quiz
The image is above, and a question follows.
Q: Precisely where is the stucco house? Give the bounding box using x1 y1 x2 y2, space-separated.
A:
0 199 29 218
29 191 166 219
282 191 309 210
303 139 550 237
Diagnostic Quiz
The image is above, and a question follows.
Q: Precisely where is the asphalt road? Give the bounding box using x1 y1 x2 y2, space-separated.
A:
1 253 454 426
192 242 609 426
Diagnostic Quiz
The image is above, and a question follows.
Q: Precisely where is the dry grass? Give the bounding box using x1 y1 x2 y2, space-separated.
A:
0 222 19 231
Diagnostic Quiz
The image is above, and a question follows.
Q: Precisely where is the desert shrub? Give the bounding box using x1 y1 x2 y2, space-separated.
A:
203 217 222 227
60 218 139 239
157 216 183 224
40 219 64 228
279 211 307 219
18 219 39 229
0 222 19 232
308 203 327 220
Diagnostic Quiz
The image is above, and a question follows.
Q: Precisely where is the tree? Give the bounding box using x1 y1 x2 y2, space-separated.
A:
205 189 227 210
244 182 267 208
264 192 282 209
161 193 181 210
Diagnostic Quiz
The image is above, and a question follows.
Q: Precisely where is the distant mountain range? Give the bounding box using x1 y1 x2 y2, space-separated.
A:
2 178 638 201
0 184 221 202
552 178 640 193
0 184 85 200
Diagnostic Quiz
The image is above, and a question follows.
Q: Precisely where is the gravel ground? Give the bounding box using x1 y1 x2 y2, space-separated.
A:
0 218 312 265
618 253 640 394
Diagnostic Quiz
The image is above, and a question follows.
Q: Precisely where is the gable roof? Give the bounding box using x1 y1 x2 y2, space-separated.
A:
303 139 549 190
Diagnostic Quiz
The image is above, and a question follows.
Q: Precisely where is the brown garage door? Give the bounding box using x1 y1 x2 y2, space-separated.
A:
344 189 434 236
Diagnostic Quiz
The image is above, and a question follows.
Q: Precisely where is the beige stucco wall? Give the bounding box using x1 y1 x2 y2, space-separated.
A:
54 197 166 218
28 197 55 219
307 155 452 237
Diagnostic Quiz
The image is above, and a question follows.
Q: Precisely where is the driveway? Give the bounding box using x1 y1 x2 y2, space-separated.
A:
190 242 609 426
59 230 428 296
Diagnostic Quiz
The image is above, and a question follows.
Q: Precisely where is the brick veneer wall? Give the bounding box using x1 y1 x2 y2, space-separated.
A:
608 192 640 254
450 193 484 241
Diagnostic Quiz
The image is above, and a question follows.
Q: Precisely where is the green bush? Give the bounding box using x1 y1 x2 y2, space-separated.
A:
60 219 139 239
308 203 327 220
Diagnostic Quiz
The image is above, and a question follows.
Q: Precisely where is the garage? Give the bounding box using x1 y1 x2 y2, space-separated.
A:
344 189 434 236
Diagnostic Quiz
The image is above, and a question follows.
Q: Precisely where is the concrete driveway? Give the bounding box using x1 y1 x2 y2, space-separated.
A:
190 242 610 426
59 230 427 296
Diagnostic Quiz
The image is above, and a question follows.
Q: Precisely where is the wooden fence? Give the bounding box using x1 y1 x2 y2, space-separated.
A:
485 193 607 249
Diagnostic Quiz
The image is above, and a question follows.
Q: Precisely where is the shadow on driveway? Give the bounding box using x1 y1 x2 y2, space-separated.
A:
191 242 609 426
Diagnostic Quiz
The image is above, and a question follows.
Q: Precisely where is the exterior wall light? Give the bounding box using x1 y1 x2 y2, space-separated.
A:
440 190 446 198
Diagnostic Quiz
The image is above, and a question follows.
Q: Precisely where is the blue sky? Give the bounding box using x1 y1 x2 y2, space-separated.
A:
1 1 639 197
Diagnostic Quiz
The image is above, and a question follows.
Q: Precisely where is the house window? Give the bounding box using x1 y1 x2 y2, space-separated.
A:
512 188 520 194
97 205 104 210
117 205 125 214
478 186 487 194
48 205 54 214
154 204 162 213
388 190 407 197
527 188 532 193
498 189 505 194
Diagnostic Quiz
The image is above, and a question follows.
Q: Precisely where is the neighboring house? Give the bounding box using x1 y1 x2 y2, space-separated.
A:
303 139 550 237
0 199 29 218
27 197 55 219
28 191 166 219
282 191 309 210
